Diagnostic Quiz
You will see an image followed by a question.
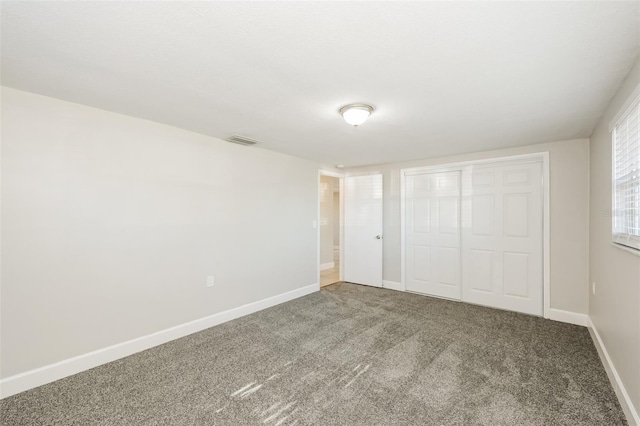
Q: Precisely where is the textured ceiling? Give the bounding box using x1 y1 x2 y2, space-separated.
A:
2 1 639 166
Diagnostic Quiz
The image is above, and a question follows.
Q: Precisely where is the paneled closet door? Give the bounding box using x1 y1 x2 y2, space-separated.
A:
462 161 543 316
405 171 461 300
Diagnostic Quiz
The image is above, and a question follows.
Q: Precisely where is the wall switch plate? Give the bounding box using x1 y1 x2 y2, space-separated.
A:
592 281 596 295
207 276 215 287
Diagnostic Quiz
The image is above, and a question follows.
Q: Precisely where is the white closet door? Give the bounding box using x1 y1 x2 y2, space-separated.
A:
344 174 383 287
405 171 461 300
462 161 543 316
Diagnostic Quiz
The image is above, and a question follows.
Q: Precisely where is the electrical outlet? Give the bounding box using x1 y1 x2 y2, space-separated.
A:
592 281 596 295
207 275 215 288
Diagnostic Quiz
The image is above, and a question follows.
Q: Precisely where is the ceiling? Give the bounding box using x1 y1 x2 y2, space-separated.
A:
2 1 639 167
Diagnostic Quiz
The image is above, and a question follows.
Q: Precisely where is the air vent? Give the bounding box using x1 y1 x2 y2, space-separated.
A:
225 135 259 146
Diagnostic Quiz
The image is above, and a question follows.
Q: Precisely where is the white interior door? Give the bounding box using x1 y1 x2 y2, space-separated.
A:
344 174 383 287
462 161 543 316
405 171 461 300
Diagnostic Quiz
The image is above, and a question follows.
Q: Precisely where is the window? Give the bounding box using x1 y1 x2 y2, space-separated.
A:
612 96 640 251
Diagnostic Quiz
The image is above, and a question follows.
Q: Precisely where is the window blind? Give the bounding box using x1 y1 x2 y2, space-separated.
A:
613 97 640 251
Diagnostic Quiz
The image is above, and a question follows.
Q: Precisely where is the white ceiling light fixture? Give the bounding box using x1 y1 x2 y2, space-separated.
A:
339 104 374 126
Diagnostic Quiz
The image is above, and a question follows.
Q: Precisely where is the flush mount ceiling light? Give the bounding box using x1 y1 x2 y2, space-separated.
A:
339 104 374 126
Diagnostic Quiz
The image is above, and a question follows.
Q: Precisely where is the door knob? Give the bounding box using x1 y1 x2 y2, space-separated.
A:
376 235 382 239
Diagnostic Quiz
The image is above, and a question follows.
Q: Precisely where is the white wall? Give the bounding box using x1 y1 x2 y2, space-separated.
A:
0 87 319 378
346 138 590 315
589 57 640 419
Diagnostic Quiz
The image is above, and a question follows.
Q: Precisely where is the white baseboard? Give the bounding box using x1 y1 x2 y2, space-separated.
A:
546 308 588 326
0 283 319 399
320 262 334 271
382 280 404 292
588 317 639 426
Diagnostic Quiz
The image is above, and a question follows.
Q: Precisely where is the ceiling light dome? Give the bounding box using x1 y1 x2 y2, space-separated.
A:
340 104 374 126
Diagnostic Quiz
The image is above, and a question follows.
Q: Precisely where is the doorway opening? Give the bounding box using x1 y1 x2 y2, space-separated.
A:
319 174 342 287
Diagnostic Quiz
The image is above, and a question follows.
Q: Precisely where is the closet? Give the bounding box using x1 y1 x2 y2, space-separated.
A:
403 157 544 316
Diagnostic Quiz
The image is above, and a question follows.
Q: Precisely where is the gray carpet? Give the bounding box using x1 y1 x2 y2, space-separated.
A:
1 283 627 425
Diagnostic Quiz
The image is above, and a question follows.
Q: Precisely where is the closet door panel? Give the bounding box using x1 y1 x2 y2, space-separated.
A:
405 172 461 300
462 162 543 316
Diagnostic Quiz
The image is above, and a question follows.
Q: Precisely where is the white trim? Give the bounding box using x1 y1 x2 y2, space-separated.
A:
317 169 345 179
382 280 404 292
400 166 406 292
400 152 550 318
609 82 640 132
0 283 319 399
542 151 551 318
401 152 548 175
344 170 382 177
611 242 640 257
339 177 344 282
320 262 335 271
546 308 588 326
588 317 640 425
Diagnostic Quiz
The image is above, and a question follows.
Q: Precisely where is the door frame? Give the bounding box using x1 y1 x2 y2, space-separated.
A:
318 170 345 289
400 152 551 318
